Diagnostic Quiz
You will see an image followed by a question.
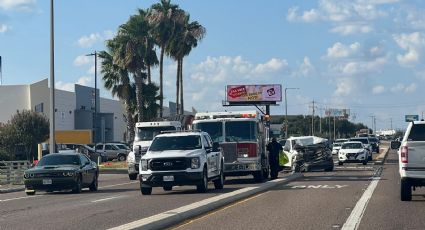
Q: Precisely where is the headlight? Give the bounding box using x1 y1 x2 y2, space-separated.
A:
141 159 148 171
62 171 75 177
191 157 200 169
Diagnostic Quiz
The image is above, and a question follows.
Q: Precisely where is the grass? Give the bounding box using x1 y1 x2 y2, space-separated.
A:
98 161 127 169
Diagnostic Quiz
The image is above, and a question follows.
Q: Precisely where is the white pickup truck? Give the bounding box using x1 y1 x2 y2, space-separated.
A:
393 121 425 201
139 131 224 195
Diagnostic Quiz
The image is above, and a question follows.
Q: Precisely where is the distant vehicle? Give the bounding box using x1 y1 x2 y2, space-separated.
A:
332 139 348 155
59 143 106 162
338 141 368 166
392 121 425 201
96 143 130 161
368 137 380 153
349 137 372 161
24 152 99 195
127 121 182 180
139 130 224 195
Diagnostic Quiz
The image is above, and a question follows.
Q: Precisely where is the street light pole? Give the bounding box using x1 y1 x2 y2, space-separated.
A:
285 87 299 138
49 0 56 154
86 51 97 153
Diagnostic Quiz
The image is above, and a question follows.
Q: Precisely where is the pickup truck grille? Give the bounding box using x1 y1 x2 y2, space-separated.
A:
149 158 189 171
220 143 237 163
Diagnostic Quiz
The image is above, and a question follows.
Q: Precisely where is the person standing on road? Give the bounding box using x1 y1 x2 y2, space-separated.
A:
267 137 282 180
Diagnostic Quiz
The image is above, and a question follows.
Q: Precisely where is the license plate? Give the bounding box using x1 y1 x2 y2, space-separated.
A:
163 175 174 182
42 179 52 185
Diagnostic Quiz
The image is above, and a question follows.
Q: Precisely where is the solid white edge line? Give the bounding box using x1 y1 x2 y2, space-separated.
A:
341 169 381 230
92 196 123 203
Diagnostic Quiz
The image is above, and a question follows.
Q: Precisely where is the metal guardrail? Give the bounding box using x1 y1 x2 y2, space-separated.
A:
0 161 31 185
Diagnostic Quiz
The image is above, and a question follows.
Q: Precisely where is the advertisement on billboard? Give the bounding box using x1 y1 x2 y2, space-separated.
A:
226 84 282 102
405 115 419 122
325 108 350 119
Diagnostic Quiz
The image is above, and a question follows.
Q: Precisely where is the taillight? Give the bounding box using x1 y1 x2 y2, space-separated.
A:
400 146 408 163
237 143 257 157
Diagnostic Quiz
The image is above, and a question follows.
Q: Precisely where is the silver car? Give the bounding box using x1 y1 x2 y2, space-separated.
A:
96 143 129 161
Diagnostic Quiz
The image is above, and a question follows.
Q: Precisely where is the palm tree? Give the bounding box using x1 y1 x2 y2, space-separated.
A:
107 10 152 122
98 50 136 142
168 13 206 114
148 0 185 117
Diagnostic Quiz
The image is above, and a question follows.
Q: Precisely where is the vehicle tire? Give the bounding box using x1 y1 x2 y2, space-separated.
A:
338 161 343 166
263 165 270 180
196 167 208 193
163 186 172 191
292 163 301 173
362 160 367 165
400 179 412 201
118 154 126 162
89 174 98 191
213 165 224 190
141 186 152 195
325 163 334 172
129 173 138 180
253 170 264 182
26 190 36 196
72 175 82 193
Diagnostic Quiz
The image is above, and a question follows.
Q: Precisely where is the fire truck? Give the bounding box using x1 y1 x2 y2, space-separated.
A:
192 111 270 182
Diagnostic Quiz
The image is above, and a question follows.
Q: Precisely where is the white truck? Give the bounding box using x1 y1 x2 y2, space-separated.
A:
127 121 182 180
192 111 270 182
139 130 224 195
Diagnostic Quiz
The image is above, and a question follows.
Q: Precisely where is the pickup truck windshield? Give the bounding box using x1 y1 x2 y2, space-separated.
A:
135 126 177 141
193 122 223 142
408 124 425 141
225 121 257 142
149 135 202 151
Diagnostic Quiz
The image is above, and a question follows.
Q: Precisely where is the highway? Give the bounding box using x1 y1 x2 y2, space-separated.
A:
1 145 424 230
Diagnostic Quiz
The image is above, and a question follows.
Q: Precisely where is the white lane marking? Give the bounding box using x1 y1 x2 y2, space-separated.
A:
291 184 348 189
108 177 292 230
342 169 381 230
0 181 138 203
0 195 41 202
92 196 124 203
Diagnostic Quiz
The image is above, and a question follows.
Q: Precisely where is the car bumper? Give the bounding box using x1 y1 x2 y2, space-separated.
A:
140 171 203 187
224 162 261 173
24 177 78 191
339 154 366 163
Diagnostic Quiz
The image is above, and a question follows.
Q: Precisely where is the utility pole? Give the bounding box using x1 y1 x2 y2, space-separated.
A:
333 115 336 140
49 0 56 154
311 100 315 136
369 115 375 134
390 118 393 130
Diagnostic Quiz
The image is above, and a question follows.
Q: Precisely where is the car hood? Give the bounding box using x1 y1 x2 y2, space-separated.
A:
26 165 79 173
142 149 204 159
339 149 365 154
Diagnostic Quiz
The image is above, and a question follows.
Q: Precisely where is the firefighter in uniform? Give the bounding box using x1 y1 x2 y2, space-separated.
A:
267 137 282 179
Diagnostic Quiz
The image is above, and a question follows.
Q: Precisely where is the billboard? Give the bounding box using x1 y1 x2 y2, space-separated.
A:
226 84 282 103
405 115 419 122
325 108 350 119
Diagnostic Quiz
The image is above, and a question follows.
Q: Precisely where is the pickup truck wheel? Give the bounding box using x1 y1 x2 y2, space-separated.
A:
141 185 152 195
213 166 224 189
163 186 172 191
118 154 126 162
324 163 334 172
362 160 367 165
338 161 343 166
400 179 412 201
129 173 138 180
196 167 208 193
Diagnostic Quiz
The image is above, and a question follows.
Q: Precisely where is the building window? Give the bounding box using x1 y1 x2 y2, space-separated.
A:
35 103 44 113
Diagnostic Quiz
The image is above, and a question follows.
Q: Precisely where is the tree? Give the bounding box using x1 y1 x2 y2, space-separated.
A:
107 10 152 122
168 13 206 114
98 50 136 143
0 110 49 161
148 0 184 117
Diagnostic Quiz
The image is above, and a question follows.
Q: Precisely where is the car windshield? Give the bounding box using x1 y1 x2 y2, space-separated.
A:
37 155 80 166
225 121 257 142
350 138 368 144
149 135 202 151
342 143 363 149
193 121 223 142
115 144 129 150
135 126 177 141
333 143 342 147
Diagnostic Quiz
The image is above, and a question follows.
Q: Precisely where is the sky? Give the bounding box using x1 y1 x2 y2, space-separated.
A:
1 0 425 131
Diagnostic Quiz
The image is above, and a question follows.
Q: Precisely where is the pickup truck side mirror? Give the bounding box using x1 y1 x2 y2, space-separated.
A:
212 142 221 152
138 145 142 155
391 141 401 150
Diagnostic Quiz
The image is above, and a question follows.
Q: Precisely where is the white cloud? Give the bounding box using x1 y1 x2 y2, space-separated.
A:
73 55 93 66
77 30 115 48
393 32 425 67
55 76 92 92
292 56 315 77
390 83 404 93
334 78 355 97
389 83 416 93
253 58 288 74
326 42 361 59
405 83 417 93
0 0 35 11
372 85 385 94
330 24 373 35
0 24 7 33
